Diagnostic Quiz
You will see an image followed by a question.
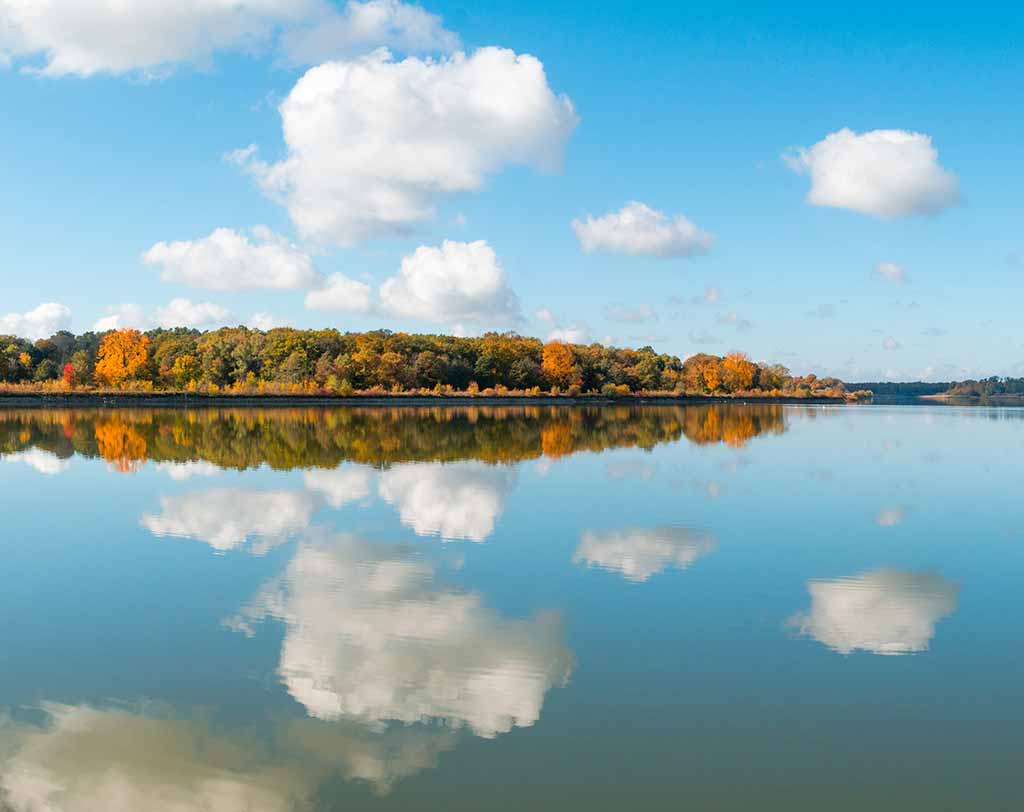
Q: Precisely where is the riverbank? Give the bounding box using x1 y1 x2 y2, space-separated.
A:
0 391 859 408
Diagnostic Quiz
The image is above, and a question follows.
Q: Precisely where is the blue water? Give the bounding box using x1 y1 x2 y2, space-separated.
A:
0 404 1021 810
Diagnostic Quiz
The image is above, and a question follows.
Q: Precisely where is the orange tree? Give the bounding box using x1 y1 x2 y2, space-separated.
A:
94 329 150 388
542 341 577 389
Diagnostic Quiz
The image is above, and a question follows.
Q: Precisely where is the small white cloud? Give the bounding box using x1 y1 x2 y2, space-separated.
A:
153 298 230 329
875 506 906 527
304 273 373 313
573 527 715 583
534 308 556 325
572 201 713 258
155 461 223 481
873 262 907 284
92 303 149 332
0 302 71 340
882 336 902 351
716 311 753 331
785 128 959 218
379 240 520 325
246 312 279 331
143 226 317 291
547 325 589 344
789 569 958 655
691 286 722 305
237 47 577 245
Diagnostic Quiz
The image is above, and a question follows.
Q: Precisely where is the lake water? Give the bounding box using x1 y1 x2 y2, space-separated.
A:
1 403 1022 810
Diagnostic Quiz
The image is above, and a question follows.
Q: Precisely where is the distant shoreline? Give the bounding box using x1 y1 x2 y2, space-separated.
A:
0 392 856 409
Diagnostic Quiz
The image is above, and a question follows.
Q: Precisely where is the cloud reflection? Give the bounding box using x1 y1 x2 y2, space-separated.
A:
378 462 516 542
573 527 716 582
303 465 374 508
1 449 70 475
142 489 314 553
789 569 959 655
227 531 572 738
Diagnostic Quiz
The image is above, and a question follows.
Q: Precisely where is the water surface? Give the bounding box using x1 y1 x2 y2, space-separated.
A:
1 404 1021 810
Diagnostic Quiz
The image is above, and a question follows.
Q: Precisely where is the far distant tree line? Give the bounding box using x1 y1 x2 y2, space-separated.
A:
943 377 1024 398
1 326 855 398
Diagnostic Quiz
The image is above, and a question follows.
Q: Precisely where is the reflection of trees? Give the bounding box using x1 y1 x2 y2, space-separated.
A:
0 403 789 472
680 404 787 447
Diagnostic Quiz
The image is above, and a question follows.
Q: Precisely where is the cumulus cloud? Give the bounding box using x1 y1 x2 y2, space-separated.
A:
144 226 317 291
0 302 71 340
155 461 223 481
789 569 959 655
304 272 373 313
785 128 960 218
153 298 230 329
235 47 577 245
572 201 713 258
92 303 149 332
0 1 457 78
142 488 314 553
1 449 70 475
882 336 902 351
379 240 520 325
304 465 374 508
378 462 516 542
227 531 572 738
573 527 715 582
246 312 280 331
604 303 656 323
547 325 589 344
874 262 907 284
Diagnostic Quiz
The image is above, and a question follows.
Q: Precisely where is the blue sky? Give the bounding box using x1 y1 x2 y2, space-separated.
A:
1 1 1021 381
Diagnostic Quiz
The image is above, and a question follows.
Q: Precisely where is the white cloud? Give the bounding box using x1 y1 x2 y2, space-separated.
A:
235 47 577 245
281 0 458 64
379 462 516 542
144 226 317 291
304 465 374 508
153 298 230 329
142 488 314 553
227 531 572 737
379 240 520 324
716 311 753 331
604 304 656 323
693 286 722 305
304 272 373 313
882 336 902 351
92 303 149 332
534 308 556 325
571 201 713 258
0 1 456 78
789 569 958 655
246 312 280 331
573 527 715 582
1 449 70 475
0 302 71 340
785 128 960 218
546 326 589 344
873 261 907 284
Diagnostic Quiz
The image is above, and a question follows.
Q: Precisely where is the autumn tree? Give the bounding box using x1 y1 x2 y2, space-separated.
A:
542 342 577 388
62 363 78 388
722 352 757 392
94 329 150 387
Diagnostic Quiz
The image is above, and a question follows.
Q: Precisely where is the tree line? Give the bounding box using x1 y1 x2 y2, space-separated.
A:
1 326 864 399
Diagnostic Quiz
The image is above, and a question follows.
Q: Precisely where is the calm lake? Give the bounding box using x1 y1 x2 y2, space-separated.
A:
1 403 1022 810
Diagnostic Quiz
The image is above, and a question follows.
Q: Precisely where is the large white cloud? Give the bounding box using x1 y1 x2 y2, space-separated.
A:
378 461 517 542
235 47 577 245
92 303 149 332
785 128 960 218
1 448 71 475
144 226 317 291
379 240 520 325
228 531 572 737
0 1 456 77
142 488 314 553
304 273 373 313
573 527 716 582
789 569 959 655
0 302 71 340
571 201 713 258
153 298 231 329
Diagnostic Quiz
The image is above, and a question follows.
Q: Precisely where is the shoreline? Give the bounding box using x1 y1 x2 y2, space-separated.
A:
0 392 856 409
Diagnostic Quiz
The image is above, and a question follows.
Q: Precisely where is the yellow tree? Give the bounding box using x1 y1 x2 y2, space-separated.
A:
542 342 576 388
722 352 756 392
95 329 150 387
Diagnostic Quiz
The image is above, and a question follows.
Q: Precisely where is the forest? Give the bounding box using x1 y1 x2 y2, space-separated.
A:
0 326 866 400
940 377 1024 399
